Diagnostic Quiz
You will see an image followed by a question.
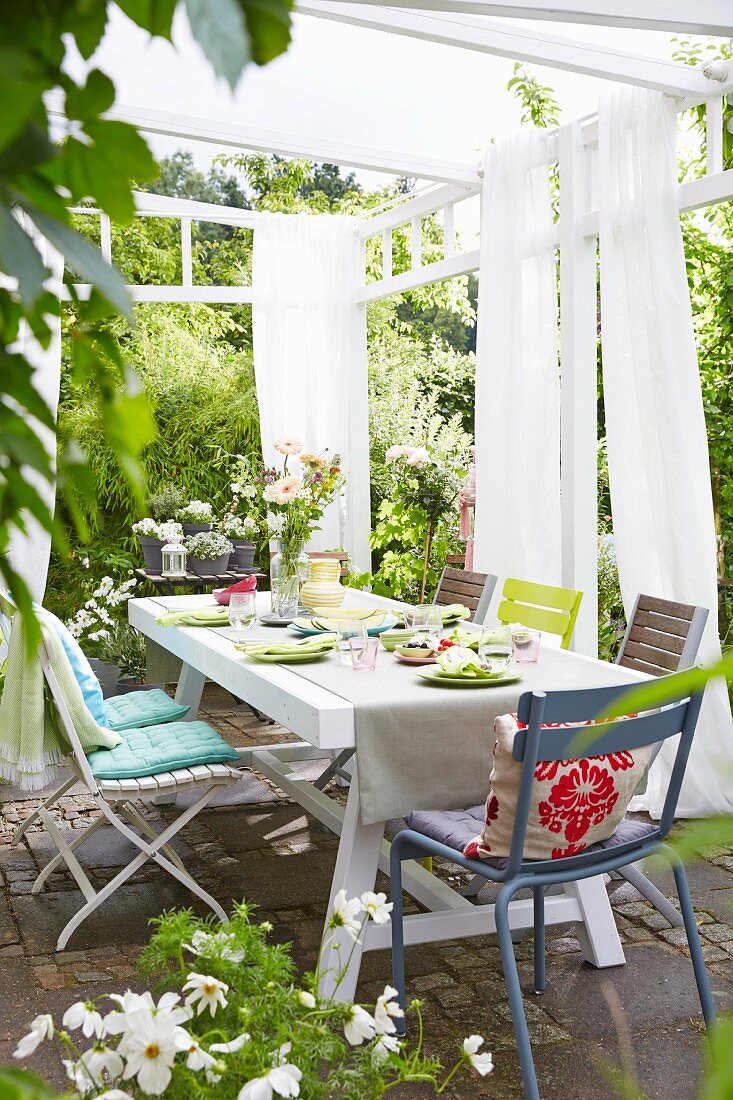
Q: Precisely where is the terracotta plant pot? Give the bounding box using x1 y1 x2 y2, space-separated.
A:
138 536 164 572
181 522 213 537
230 539 256 571
189 553 231 577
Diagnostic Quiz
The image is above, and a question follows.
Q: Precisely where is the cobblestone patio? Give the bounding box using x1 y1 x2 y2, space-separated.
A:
1 684 732 1097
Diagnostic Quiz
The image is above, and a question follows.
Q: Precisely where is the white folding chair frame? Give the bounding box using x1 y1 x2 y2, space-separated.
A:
37 637 240 950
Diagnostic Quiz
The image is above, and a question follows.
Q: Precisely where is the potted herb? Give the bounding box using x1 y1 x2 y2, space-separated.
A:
221 513 257 571
186 530 233 576
149 483 187 523
96 621 153 693
176 500 215 536
132 517 164 571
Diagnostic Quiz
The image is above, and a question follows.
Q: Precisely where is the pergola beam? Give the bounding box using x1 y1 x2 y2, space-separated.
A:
318 0 733 36
297 2 716 96
46 94 478 186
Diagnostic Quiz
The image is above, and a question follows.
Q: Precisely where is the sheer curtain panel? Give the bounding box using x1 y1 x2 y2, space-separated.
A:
473 131 562 587
598 87 733 818
252 213 370 569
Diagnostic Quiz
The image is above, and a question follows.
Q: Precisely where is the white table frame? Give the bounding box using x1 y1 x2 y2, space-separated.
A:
130 593 627 1001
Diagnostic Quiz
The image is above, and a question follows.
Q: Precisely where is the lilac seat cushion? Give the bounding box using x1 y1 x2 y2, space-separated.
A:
403 807 656 864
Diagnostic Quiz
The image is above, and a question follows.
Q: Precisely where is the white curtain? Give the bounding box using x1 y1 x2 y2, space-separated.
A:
598 87 733 818
7 224 64 603
473 131 561 586
251 213 370 570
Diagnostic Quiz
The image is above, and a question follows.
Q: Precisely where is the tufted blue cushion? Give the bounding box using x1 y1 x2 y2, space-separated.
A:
105 689 190 731
403 806 656 868
45 612 109 728
87 721 239 779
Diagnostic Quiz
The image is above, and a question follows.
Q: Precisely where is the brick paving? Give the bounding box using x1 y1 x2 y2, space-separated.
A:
1 684 732 1097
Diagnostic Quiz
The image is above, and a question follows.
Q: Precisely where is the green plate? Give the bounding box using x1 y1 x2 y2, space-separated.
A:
379 629 419 652
245 650 332 664
416 668 522 688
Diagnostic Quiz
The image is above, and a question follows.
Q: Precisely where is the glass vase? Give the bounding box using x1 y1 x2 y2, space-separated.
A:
270 539 307 620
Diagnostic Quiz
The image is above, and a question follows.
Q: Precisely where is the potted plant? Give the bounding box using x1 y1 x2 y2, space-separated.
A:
149 483 187 523
186 529 233 576
132 517 164 571
221 513 257 571
176 500 215 536
66 575 138 696
95 621 154 694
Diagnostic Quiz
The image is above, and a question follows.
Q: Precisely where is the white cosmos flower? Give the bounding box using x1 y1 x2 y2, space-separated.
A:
121 1012 191 1096
372 1033 401 1064
183 972 229 1017
95 1092 134 1099
238 1043 302 1100
183 929 246 963
343 1004 376 1046
185 1037 219 1072
105 990 191 1038
64 1045 124 1093
360 891 393 925
297 990 316 1009
374 986 404 1035
62 1000 106 1039
462 1034 494 1076
210 1031 250 1053
13 1014 54 1058
328 889 363 942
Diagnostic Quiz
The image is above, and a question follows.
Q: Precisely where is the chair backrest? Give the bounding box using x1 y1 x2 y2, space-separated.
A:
504 674 705 878
497 577 583 649
433 566 497 625
38 631 99 792
616 594 709 677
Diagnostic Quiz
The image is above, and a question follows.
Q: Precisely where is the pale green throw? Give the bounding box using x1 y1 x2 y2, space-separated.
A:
0 610 122 791
156 606 230 628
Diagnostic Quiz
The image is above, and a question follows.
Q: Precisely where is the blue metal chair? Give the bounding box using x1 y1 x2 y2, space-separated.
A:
390 674 714 1100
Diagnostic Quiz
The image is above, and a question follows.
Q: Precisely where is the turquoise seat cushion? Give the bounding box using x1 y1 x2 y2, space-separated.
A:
87 721 239 779
105 689 190 731
46 612 109 729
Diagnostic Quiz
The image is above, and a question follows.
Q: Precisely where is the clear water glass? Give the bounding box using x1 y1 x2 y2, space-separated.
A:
479 624 513 649
404 604 431 631
480 645 512 675
512 628 541 664
335 620 367 665
350 635 379 672
229 592 257 640
426 605 444 636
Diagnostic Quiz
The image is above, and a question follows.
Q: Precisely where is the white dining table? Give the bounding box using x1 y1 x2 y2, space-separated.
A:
129 588 643 1000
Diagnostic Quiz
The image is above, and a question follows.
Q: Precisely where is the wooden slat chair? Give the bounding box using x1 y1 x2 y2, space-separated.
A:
36 633 241 950
433 566 497 625
497 577 583 649
617 594 709 677
390 676 714 1100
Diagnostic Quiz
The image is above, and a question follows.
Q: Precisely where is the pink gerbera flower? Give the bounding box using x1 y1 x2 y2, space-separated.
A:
274 436 303 456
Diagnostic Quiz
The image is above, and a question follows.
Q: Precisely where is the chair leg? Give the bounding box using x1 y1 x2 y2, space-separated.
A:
496 883 540 1100
669 856 717 1031
616 864 684 928
13 775 77 845
533 886 546 994
390 848 407 1037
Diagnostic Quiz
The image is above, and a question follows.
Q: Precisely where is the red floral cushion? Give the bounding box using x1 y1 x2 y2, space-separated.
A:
463 713 651 862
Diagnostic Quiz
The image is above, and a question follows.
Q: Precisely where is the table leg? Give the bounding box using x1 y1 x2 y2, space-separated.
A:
174 663 206 720
318 764 384 1004
565 876 626 968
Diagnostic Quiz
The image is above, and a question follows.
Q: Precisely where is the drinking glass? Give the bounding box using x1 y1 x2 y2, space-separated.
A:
426 605 444 636
512 627 541 664
404 604 431 631
479 644 512 675
229 592 257 640
335 619 368 665
350 635 379 672
479 624 513 649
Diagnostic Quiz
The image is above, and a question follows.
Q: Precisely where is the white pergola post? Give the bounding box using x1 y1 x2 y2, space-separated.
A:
350 236 372 573
559 120 598 655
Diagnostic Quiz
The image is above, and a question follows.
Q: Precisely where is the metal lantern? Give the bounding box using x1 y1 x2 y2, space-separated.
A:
161 534 187 578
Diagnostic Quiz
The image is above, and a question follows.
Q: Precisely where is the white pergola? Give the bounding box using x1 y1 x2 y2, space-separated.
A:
49 1 733 655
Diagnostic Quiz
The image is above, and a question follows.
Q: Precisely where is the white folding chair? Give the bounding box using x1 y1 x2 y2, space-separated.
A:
36 633 240 950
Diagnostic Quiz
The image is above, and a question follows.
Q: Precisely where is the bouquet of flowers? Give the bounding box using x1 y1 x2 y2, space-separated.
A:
262 436 345 547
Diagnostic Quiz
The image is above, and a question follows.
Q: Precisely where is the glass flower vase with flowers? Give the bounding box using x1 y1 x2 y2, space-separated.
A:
263 436 345 619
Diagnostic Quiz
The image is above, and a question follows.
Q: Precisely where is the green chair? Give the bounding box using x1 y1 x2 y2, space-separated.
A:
497 577 583 650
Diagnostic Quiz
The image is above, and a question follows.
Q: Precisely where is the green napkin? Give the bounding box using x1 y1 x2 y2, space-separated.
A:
397 603 470 625
156 606 230 627
436 648 496 679
237 633 337 656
